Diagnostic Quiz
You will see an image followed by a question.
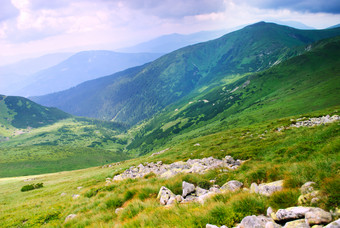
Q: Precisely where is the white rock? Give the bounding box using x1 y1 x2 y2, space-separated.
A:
324 218 340 228
65 214 76 222
221 180 243 192
182 181 196 197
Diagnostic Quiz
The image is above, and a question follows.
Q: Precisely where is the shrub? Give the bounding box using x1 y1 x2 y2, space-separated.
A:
120 201 145 220
21 183 43 192
105 196 123 209
124 189 136 201
269 189 300 210
85 188 99 198
208 204 242 227
230 194 267 217
322 177 340 209
138 187 157 201
198 180 211 190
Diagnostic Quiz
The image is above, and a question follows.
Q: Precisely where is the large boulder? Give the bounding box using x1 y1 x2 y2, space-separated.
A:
221 180 243 192
324 219 340 228
305 208 332 225
273 207 331 224
239 215 272 228
182 181 195 197
282 219 309 228
157 186 176 205
273 207 312 221
258 180 283 196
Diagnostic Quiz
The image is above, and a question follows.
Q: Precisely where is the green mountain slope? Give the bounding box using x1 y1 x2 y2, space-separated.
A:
32 22 340 125
127 36 340 154
0 95 70 129
0 95 130 177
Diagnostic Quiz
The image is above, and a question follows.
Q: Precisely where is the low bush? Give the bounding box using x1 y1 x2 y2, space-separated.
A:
269 189 300 210
105 196 123 209
21 183 43 192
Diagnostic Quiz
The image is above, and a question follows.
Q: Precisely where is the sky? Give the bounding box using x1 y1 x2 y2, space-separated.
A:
0 0 339 65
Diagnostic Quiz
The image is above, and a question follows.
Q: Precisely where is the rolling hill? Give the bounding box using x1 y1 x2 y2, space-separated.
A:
32 22 340 125
13 51 163 97
0 95 70 130
0 95 130 177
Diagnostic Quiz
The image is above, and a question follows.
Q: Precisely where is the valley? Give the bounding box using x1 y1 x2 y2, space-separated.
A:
0 22 339 227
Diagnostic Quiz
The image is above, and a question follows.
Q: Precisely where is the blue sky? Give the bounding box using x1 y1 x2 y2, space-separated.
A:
0 0 339 64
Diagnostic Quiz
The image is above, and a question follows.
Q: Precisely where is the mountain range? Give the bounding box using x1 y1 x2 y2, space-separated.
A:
32 22 340 125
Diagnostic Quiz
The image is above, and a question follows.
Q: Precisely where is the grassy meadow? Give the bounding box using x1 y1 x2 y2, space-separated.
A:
1 108 339 227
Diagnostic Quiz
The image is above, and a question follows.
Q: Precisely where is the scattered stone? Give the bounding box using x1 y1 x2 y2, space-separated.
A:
251 180 283 196
298 190 321 206
198 192 215 204
157 186 176 206
72 194 80 199
301 182 317 195
305 208 332 225
240 215 272 228
77 186 82 190
194 143 201 146
221 180 243 192
24 178 36 182
115 207 124 214
283 219 309 228
151 148 170 157
182 181 195 197
291 115 339 128
113 155 243 181
324 219 340 228
65 214 76 222
60 192 67 196
267 207 274 217
265 221 282 228
195 186 209 196
273 207 331 224
206 224 219 228
175 195 184 203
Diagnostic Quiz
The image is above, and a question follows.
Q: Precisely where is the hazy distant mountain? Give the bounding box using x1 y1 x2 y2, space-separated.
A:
14 51 163 97
117 29 229 53
32 22 340 125
0 53 73 95
269 20 315 29
327 24 340 29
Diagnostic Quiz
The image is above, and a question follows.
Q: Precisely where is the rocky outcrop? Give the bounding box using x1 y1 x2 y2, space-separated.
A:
291 115 339 128
272 207 332 225
239 215 273 228
182 181 195 197
157 186 176 206
250 180 283 196
298 182 321 206
113 155 243 181
324 219 340 228
221 180 243 192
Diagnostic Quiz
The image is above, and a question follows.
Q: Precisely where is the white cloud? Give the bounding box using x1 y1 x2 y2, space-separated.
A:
0 0 339 63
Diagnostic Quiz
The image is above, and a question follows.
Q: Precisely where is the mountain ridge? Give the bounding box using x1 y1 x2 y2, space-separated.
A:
32 22 340 125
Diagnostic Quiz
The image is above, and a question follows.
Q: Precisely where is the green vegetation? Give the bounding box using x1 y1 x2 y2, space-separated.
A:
32 22 340 125
21 183 43 192
0 111 338 227
0 117 130 177
0 23 339 227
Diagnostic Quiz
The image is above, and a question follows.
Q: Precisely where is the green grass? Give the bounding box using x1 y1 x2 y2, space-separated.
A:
0 109 338 227
0 118 130 177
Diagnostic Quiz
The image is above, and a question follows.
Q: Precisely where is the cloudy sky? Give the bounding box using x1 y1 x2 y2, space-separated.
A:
0 0 339 64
